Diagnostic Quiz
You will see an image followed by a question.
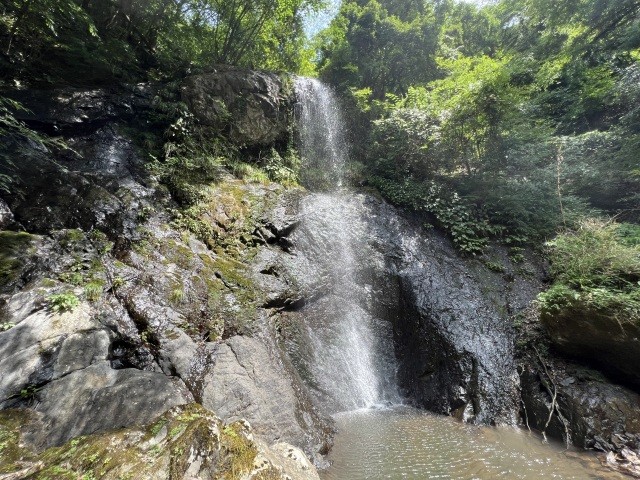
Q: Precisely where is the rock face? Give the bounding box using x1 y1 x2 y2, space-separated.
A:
182 65 294 147
0 76 327 477
521 362 640 452
542 308 640 387
257 193 530 424
0 404 321 480
3 86 154 238
201 334 332 458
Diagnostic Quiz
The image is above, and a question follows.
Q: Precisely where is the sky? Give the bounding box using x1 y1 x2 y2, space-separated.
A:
303 0 342 37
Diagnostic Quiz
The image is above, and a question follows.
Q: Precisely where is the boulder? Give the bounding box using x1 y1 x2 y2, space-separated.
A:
182 65 293 147
520 362 640 453
0 404 321 480
542 307 640 387
24 362 190 449
201 335 332 463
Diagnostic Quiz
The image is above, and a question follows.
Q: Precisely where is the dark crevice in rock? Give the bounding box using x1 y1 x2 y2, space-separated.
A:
108 337 153 370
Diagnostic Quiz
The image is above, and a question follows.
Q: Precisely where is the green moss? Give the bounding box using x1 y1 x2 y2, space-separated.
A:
0 231 35 290
0 405 269 479
60 229 85 247
219 423 258 479
159 240 198 270
0 410 37 474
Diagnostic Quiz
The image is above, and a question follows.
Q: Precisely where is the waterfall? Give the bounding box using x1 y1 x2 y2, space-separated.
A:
295 78 348 189
293 78 400 412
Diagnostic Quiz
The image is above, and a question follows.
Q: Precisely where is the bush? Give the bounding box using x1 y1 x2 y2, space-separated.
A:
545 220 640 290
538 220 640 325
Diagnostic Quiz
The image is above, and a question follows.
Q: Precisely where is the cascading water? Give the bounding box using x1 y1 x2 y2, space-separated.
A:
293 78 400 412
290 79 622 480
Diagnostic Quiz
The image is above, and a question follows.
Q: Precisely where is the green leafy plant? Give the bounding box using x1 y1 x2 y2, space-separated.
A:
84 282 103 302
538 220 640 325
0 322 15 332
47 292 80 313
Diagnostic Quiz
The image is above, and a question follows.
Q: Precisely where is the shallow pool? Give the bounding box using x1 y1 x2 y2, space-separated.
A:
321 407 625 480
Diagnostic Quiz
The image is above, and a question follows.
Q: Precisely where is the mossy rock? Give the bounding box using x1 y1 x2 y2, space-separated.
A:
0 404 266 480
0 231 36 293
0 409 38 475
541 287 640 386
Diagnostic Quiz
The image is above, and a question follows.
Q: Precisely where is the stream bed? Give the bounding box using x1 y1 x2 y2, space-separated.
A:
321 407 626 480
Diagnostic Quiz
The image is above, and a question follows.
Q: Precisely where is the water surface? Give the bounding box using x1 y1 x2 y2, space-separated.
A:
322 408 625 480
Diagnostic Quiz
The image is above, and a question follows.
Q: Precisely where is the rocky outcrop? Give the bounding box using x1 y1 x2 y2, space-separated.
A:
182 65 294 147
0 78 327 477
0 286 190 449
201 334 333 459
0 404 321 480
516 305 640 477
521 362 640 450
257 192 529 424
542 308 640 387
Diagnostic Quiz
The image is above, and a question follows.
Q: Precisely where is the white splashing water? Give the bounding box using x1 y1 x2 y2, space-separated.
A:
295 78 348 187
294 78 400 412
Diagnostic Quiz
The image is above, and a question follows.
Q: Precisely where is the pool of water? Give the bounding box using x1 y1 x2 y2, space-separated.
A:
321 407 626 480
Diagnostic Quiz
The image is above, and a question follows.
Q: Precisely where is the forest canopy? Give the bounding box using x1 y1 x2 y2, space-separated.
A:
0 0 322 85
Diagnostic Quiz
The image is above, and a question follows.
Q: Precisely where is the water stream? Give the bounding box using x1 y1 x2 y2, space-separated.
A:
293 77 618 479
295 78 400 411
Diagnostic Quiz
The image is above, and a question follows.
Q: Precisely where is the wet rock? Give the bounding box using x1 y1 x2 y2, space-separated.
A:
520 361 640 453
267 192 526 425
0 81 332 472
9 85 153 130
0 199 15 229
1 85 154 243
182 65 293 147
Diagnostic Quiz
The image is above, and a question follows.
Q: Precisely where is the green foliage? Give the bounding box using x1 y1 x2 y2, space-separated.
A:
262 147 300 185
47 291 80 313
0 0 322 87
370 176 488 254
318 0 440 97
545 220 640 290
149 107 230 206
0 322 15 332
169 287 186 306
317 0 640 251
538 220 640 324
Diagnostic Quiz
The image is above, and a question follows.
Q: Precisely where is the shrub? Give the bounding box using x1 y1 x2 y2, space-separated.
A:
545 220 640 290
538 220 640 325
370 176 489 254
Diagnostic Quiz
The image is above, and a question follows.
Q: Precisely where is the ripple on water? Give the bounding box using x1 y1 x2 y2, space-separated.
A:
321 408 627 480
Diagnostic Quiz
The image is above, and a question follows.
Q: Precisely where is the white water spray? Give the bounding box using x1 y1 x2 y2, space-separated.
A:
294 78 400 412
